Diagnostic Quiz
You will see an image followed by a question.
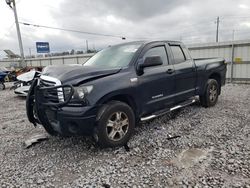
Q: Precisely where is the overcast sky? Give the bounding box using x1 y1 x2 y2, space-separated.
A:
0 0 250 58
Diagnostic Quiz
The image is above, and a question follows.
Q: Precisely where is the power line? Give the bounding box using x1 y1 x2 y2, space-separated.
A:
221 14 250 19
18 15 249 41
19 21 126 40
14 17 250 47
18 18 216 41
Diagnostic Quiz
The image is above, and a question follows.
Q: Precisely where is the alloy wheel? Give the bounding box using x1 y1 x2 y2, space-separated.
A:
106 111 129 141
209 84 217 102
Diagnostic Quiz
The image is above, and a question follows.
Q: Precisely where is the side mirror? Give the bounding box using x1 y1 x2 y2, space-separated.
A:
137 56 163 75
142 56 163 68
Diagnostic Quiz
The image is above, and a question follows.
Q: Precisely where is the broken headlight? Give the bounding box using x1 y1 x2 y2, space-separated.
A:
73 85 93 100
63 85 93 101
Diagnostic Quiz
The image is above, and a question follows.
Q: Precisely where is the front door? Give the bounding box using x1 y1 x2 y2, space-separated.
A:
137 43 176 116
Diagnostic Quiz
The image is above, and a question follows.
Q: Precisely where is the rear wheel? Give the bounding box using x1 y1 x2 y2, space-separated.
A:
199 79 219 107
0 82 5 90
94 101 135 148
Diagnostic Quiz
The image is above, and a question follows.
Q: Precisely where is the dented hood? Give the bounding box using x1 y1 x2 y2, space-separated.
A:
42 65 121 85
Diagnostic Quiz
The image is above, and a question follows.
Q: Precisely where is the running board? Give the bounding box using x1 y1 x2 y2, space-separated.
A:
140 98 197 122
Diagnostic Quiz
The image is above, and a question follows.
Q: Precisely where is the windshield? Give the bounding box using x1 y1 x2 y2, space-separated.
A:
84 43 141 68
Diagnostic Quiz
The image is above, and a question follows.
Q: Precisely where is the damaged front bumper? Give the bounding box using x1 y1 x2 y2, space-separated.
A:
26 78 98 136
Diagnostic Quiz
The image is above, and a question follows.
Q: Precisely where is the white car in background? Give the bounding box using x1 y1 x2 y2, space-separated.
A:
13 70 41 97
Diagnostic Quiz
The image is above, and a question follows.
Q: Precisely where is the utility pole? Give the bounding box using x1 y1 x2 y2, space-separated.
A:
215 17 220 43
230 43 234 83
6 0 26 68
29 48 32 57
86 40 89 53
232 30 235 41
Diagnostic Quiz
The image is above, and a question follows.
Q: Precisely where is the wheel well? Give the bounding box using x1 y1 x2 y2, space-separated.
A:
209 73 221 94
102 94 137 115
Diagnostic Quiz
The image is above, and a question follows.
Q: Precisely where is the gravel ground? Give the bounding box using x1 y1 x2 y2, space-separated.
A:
0 83 250 188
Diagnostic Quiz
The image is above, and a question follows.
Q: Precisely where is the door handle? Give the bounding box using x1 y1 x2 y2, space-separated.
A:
166 69 175 74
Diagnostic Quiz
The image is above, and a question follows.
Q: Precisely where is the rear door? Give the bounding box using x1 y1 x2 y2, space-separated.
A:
168 43 196 102
137 42 176 116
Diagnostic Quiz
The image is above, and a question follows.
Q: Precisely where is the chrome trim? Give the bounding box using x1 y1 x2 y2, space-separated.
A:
170 105 182 111
40 75 61 85
141 98 198 122
130 78 138 83
40 75 64 102
140 115 156 121
152 94 163 99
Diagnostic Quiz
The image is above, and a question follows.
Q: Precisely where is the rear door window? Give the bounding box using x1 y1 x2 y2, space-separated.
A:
182 47 192 60
170 45 186 64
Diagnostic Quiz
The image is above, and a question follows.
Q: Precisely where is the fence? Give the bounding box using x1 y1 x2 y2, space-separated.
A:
0 53 94 68
1 40 250 82
188 39 250 82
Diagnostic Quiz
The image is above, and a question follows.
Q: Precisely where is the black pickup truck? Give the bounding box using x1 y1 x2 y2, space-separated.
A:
26 41 226 147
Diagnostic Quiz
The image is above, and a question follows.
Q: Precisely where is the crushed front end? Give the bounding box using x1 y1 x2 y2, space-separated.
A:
26 75 98 136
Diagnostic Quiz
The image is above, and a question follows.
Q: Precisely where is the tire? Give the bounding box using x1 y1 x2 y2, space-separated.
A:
0 82 5 90
94 101 135 148
199 79 219 107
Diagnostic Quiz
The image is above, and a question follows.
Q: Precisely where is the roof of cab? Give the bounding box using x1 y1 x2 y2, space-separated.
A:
120 40 183 46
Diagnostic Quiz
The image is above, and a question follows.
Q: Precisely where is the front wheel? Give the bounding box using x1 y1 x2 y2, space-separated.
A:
94 101 135 148
199 79 219 107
